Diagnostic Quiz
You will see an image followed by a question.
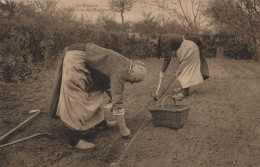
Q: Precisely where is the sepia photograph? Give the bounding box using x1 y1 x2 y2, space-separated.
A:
0 0 259 166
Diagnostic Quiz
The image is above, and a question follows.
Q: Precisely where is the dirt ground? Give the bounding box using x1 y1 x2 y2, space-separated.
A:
0 57 260 167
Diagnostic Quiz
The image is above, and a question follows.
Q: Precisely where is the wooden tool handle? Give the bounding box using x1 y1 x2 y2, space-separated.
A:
0 111 41 142
155 77 162 96
0 132 47 148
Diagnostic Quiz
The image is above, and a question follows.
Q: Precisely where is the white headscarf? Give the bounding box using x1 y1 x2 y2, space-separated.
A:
127 60 147 83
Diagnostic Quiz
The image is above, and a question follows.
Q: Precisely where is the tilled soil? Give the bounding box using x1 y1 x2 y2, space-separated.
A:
0 57 260 167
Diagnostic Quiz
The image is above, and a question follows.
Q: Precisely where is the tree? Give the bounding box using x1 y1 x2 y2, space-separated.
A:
205 0 260 60
0 0 88 82
109 0 134 27
140 0 204 34
133 12 159 35
96 14 121 33
31 0 58 16
0 0 16 19
133 11 184 36
173 0 203 33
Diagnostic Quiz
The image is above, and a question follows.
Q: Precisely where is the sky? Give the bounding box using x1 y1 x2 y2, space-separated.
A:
58 0 153 23
57 0 205 24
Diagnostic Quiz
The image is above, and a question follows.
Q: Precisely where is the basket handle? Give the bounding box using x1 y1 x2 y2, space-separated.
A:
161 95 176 109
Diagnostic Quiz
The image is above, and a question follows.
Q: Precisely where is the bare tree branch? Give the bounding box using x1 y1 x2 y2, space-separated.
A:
109 0 133 25
177 0 191 25
193 0 201 27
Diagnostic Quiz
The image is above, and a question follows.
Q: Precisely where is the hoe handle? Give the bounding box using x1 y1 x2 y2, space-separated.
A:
0 132 47 148
0 111 41 142
155 77 162 96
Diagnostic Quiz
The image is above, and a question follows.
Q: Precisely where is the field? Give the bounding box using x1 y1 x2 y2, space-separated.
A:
1 57 260 167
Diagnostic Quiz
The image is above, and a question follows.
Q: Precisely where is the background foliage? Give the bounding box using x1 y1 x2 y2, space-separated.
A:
0 0 259 82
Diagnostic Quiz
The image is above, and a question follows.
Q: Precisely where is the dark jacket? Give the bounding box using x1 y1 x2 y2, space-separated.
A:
158 33 209 79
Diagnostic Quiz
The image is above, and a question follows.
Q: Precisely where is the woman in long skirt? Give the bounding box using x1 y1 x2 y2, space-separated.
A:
150 33 210 99
49 43 147 150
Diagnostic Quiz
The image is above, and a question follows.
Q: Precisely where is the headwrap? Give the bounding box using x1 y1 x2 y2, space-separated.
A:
127 60 146 83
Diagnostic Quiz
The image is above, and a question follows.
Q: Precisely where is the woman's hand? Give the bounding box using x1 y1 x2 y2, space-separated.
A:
115 115 131 138
159 71 165 78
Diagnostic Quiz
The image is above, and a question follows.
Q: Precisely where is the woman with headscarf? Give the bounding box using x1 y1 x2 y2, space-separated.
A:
150 33 209 99
48 43 147 150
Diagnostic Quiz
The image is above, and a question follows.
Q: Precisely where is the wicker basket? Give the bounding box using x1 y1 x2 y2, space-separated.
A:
149 96 189 129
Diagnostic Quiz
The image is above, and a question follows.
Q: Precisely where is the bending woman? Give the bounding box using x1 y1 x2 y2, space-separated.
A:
150 33 209 99
48 43 146 150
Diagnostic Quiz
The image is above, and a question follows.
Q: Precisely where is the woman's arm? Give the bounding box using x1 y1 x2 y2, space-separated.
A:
110 73 125 112
105 88 112 102
162 54 171 73
110 73 131 137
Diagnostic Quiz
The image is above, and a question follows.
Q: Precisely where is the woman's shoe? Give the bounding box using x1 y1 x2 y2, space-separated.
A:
68 139 95 150
95 120 117 131
171 92 185 100
120 127 131 139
